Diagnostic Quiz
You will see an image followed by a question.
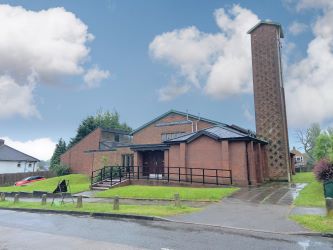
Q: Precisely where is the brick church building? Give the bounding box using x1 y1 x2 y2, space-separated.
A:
61 21 292 186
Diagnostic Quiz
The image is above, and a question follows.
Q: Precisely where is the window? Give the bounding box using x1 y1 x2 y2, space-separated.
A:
122 154 134 167
28 163 32 167
161 132 186 141
122 154 134 173
294 156 303 163
115 134 120 142
17 163 21 168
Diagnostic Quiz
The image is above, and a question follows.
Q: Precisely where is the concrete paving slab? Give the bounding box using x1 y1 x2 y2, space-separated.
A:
169 198 307 233
290 207 326 216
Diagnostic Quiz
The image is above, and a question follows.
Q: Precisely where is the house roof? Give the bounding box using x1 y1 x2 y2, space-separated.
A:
164 126 267 144
101 128 131 135
290 147 304 156
247 20 284 38
130 110 227 135
0 144 39 162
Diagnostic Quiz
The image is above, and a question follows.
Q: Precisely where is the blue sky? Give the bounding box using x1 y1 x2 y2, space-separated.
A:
0 0 332 160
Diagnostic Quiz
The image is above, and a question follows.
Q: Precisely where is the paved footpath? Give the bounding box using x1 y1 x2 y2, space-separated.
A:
169 182 314 233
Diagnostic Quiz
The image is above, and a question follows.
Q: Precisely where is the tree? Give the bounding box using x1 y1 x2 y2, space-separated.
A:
296 123 321 163
313 133 333 161
67 110 132 148
50 138 67 170
327 127 333 137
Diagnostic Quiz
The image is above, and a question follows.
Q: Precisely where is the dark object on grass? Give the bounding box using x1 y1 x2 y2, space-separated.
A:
51 180 74 205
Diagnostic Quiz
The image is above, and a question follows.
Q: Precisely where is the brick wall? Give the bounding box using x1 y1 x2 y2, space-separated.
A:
166 135 265 186
92 147 133 171
133 113 214 144
61 128 102 175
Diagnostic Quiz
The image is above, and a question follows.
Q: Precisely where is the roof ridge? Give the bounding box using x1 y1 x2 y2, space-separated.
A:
130 110 226 135
222 126 250 136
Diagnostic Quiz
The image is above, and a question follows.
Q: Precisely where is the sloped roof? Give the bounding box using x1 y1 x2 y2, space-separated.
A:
247 20 284 38
0 144 39 162
290 147 304 156
165 126 267 144
130 110 226 135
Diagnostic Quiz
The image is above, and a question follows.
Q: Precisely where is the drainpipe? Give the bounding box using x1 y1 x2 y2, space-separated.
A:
245 141 251 185
195 114 201 132
186 111 194 133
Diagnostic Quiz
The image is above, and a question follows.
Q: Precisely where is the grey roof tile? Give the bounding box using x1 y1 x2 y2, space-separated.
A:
0 145 39 162
165 126 266 144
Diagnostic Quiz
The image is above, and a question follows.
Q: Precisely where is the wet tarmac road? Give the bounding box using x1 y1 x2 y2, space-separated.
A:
0 210 332 250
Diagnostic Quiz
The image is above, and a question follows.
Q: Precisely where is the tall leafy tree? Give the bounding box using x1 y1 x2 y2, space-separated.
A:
296 123 321 163
50 138 67 169
67 110 131 148
313 133 333 161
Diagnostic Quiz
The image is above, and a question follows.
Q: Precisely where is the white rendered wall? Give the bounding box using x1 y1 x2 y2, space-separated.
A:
0 161 34 174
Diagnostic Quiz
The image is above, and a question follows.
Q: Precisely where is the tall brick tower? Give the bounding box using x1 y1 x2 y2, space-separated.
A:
248 21 291 181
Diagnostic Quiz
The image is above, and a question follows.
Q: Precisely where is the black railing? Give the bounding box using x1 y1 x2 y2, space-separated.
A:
91 166 232 187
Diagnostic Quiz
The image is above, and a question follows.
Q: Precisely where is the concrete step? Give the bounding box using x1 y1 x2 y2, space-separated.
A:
91 186 109 191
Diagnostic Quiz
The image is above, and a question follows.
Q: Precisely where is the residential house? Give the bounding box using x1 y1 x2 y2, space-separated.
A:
0 139 40 173
290 147 307 172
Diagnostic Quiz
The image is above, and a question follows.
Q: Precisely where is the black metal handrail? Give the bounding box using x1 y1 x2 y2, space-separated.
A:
91 165 232 187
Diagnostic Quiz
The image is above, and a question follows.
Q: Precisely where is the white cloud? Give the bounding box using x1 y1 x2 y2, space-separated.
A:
297 0 333 10
288 21 308 35
242 104 255 123
1 137 56 161
83 66 110 88
0 4 108 119
0 75 39 118
149 4 259 100
158 81 190 101
285 3 333 126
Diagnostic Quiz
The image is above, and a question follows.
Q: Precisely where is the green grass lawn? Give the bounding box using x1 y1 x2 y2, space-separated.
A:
293 172 325 207
290 215 333 233
0 174 90 194
0 200 200 217
292 172 316 183
95 185 239 201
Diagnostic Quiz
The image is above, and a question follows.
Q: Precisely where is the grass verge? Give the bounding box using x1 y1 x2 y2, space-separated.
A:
293 172 325 208
0 200 200 217
290 215 333 233
0 174 90 194
292 172 316 183
95 185 239 201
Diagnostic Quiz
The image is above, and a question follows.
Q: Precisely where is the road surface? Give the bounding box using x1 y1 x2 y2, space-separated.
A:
0 210 332 250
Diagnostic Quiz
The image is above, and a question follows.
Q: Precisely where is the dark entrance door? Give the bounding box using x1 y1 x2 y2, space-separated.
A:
142 151 164 176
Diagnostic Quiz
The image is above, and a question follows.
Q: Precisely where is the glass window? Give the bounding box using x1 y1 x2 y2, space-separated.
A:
161 132 186 141
115 134 120 142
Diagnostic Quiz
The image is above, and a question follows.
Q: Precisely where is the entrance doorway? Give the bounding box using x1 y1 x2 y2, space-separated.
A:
142 151 164 177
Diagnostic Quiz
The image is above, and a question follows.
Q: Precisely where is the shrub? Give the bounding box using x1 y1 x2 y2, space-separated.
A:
313 159 333 182
51 164 71 176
